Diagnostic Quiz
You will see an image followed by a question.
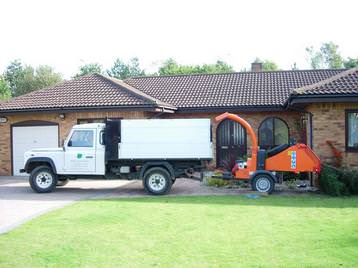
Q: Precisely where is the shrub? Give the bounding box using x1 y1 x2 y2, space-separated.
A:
206 178 229 187
319 165 358 196
340 169 358 195
319 167 346 196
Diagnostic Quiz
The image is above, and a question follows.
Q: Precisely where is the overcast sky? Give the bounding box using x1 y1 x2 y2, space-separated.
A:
1 0 357 78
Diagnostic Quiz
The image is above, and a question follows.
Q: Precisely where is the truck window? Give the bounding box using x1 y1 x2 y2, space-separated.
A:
68 130 94 147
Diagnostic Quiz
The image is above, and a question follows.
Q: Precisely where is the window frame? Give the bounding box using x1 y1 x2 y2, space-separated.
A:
68 129 95 148
258 117 290 149
345 109 358 152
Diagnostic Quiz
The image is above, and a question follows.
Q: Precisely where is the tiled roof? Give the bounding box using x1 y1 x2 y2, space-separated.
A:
292 68 358 96
124 69 344 109
0 74 175 112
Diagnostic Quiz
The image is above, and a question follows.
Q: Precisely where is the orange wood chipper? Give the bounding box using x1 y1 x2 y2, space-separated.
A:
215 113 321 193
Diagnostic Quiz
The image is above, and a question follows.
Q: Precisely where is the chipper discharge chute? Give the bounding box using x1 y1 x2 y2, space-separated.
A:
215 112 321 194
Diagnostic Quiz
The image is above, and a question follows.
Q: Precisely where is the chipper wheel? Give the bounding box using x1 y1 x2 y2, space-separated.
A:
251 174 275 194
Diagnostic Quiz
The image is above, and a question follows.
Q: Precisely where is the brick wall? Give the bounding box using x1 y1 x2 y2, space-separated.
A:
306 103 358 168
0 110 152 175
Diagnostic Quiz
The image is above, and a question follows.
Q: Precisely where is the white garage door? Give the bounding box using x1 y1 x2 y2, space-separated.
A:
12 125 58 176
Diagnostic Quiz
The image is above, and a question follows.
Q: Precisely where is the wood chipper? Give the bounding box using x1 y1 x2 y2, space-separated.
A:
215 112 321 194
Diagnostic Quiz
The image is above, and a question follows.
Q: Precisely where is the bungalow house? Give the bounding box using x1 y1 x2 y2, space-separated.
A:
0 64 357 176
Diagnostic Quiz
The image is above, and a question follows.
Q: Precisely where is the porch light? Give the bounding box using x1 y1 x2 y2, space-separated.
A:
59 113 66 120
0 117 8 123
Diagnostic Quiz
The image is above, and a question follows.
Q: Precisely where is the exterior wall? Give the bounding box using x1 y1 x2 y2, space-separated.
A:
0 110 152 176
162 110 303 167
306 103 358 168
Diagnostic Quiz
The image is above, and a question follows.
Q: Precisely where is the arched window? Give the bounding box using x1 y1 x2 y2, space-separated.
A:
258 117 289 149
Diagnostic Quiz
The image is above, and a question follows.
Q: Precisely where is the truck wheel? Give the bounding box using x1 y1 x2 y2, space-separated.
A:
251 174 275 194
29 166 57 193
143 167 173 195
57 179 69 187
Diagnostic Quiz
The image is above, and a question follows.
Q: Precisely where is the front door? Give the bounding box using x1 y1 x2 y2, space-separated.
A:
64 129 96 174
216 119 247 168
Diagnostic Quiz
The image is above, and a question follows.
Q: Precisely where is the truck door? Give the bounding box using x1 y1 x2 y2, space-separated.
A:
64 129 96 173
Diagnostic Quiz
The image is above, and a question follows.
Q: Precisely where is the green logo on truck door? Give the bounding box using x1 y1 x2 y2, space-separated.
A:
77 153 83 159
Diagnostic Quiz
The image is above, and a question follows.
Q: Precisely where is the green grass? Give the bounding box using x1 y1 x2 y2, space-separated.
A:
0 195 358 268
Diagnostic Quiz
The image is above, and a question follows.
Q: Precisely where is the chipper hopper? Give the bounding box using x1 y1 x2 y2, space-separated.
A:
215 113 321 193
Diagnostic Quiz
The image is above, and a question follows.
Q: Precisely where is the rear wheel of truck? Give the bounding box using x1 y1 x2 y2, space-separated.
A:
251 174 274 194
29 166 57 193
143 167 172 195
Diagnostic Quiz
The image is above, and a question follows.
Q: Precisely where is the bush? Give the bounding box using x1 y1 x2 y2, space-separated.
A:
206 178 229 187
340 169 358 195
319 165 358 196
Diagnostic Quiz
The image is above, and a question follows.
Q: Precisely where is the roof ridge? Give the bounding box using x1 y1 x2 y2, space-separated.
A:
292 67 358 95
125 68 347 80
97 74 176 110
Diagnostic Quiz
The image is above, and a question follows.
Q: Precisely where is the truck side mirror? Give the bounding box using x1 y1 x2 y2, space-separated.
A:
68 140 72 147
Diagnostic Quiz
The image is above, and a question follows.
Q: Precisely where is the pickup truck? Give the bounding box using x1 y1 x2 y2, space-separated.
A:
21 118 212 195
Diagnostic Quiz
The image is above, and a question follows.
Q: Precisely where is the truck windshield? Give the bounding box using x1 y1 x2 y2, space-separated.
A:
69 130 94 147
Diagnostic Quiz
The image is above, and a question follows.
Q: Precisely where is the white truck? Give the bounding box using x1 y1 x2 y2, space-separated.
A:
20 119 212 195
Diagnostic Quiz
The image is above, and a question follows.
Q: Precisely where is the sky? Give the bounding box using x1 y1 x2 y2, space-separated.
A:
1 0 357 78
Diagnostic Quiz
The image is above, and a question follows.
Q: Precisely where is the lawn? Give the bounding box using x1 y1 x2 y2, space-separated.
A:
0 195 357 268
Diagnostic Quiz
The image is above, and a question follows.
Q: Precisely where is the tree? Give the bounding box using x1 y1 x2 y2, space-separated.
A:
158 59 234 75
343 58 358 68
306 42 343 69
107 57 145 80
0 76 11 100
74 63 103 78
253 58 280 71
4 60 62 97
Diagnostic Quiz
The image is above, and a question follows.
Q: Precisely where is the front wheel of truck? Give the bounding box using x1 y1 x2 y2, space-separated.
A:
29 166 58 193
143 167 173 195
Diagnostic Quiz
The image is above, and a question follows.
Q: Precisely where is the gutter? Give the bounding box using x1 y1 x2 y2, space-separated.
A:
0 105 175 116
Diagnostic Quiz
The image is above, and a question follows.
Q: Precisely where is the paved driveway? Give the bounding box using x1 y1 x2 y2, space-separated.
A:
0 177 244 234
0 177 132 234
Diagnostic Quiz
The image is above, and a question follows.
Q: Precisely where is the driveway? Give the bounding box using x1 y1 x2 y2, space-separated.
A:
0 176 245 234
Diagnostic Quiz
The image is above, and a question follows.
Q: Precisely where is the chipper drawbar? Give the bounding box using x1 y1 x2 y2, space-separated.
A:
215 113 321 194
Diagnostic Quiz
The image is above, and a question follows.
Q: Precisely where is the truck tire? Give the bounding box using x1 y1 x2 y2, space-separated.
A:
143 167 173 195
251 174 275 194
29 166 58 193
57 179 69 187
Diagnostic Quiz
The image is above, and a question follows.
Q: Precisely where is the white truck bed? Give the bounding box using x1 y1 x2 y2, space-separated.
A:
119 119 212 159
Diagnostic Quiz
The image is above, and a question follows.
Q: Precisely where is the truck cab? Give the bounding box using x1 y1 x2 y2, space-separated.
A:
23 123 106 177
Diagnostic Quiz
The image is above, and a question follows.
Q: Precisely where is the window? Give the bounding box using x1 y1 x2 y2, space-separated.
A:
346 111 358 151
258 117 289 149
68 130 94 147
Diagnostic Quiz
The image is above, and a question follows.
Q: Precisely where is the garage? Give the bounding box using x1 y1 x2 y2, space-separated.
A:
12 121 58 176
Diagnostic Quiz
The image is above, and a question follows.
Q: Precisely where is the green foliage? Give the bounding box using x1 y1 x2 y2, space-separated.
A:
343 57 358 68
306 42 343 69
253 57 280 71
107 57 145 79
206 178 229 187
3 60 62 97
74 63 103 78
319 165 358 196
158 58 234 75
319 166 346 196
0 76 11 100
